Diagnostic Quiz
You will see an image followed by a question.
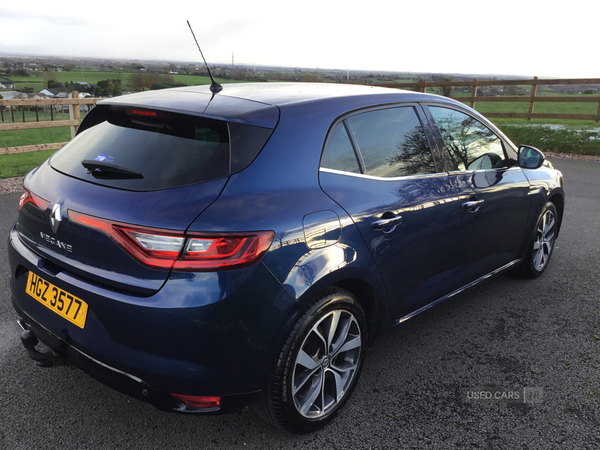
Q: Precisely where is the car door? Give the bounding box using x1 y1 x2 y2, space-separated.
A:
319 105 462 319
424 105 531 283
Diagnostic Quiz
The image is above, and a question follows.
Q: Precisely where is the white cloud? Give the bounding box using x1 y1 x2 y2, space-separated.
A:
0 0 596 78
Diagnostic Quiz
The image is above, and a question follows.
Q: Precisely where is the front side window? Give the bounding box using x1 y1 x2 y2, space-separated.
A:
429 106 507 171
321 106 436 178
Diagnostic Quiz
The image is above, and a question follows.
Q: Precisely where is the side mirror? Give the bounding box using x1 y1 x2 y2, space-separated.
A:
518 145 545 169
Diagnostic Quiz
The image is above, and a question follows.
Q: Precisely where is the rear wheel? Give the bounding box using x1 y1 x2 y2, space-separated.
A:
517 202 558 278
254 287 367 433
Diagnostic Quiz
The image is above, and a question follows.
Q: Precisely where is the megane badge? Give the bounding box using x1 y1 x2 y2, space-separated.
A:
50 203 62 233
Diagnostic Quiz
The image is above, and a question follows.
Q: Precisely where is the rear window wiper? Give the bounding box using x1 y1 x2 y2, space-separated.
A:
81 160 144 179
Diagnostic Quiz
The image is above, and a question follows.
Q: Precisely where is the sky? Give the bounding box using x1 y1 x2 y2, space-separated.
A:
0 0 597 78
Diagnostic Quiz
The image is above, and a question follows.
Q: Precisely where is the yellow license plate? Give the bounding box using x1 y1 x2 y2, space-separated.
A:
26 272 88 329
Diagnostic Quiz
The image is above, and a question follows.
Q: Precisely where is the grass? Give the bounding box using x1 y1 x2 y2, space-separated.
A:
0 127 68 177
0 149 56 178
497 124 600 155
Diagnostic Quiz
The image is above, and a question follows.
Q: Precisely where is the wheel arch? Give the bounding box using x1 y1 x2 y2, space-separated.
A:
549 192 564 238
328 278 381 345
290 268 389 348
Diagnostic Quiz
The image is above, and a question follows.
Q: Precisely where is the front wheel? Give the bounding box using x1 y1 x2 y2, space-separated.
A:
254 287 367 433
517 201 558 278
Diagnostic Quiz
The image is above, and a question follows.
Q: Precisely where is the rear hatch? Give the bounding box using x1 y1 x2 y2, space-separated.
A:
16 101 276 294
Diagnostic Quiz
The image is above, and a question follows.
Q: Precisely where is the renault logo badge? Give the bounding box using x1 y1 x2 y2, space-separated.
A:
50 203 62 233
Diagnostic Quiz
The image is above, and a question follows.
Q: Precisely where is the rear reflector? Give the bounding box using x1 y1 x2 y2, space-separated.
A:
69 211 274 272
171 394 221 409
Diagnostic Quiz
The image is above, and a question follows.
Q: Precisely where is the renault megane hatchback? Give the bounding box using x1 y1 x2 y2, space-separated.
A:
8 82 564 433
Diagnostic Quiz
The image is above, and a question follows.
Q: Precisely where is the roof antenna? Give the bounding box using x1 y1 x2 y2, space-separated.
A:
187 20 222 94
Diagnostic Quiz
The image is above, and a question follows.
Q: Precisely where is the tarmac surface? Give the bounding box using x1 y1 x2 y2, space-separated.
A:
1 157 599 449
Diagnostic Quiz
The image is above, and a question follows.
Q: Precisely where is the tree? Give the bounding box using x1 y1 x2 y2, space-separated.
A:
129 72 145 91
162 74 175 85
439 77 453 97
48 80 63 89
112 80 122 96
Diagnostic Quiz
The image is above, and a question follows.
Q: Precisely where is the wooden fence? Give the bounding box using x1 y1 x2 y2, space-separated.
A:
2 78 600 157
374 77 600 123
0 91 103 156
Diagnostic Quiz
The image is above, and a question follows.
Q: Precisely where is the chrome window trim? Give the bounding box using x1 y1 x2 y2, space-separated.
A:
447 166 522 176
319 166 448 182
320 103 441 175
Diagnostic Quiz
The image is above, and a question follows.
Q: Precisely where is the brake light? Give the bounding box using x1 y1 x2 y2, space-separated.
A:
125 108 164 118
19 188 51 211
68 211 274 271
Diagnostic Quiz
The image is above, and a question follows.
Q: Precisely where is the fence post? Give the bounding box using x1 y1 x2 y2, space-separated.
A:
470 78 478 108
69 91 80 138
528 76 538 122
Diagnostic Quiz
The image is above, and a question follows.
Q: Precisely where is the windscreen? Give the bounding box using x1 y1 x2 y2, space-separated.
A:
51 106 230 191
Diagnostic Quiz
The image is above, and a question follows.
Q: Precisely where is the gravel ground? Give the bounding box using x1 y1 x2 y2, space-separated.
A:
0 176 24 195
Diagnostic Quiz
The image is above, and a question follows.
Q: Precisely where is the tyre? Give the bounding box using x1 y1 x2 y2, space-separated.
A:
254 287 367 433
517 201 558 278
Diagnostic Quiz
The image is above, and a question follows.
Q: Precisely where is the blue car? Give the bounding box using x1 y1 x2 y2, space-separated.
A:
8 83 564 433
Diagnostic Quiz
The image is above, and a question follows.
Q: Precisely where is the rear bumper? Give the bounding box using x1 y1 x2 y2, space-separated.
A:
8 224 298 411
14 314 255 414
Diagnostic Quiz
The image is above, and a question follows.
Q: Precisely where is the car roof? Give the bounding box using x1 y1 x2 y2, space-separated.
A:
100 82 456 129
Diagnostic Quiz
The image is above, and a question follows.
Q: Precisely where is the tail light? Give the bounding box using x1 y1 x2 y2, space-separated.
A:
19 188 50 211
69 211 274 271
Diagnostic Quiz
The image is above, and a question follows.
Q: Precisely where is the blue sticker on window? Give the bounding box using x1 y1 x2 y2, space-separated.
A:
94 154 115 163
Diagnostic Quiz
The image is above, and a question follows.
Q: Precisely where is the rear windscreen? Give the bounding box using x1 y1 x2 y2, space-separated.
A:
51 106 270 191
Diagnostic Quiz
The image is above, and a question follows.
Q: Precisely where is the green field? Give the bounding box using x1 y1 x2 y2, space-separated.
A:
7 71 240 91
0 149 56 178
0 128 69 177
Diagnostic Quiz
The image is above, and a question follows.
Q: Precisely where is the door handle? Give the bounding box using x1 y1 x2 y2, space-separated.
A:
462 199 484 213
372 215 403 231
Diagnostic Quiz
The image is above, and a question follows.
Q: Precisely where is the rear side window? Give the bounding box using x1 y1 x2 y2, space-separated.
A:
321 106 436 178
320 123 361 174
51 106 271 191
346 107 435 178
